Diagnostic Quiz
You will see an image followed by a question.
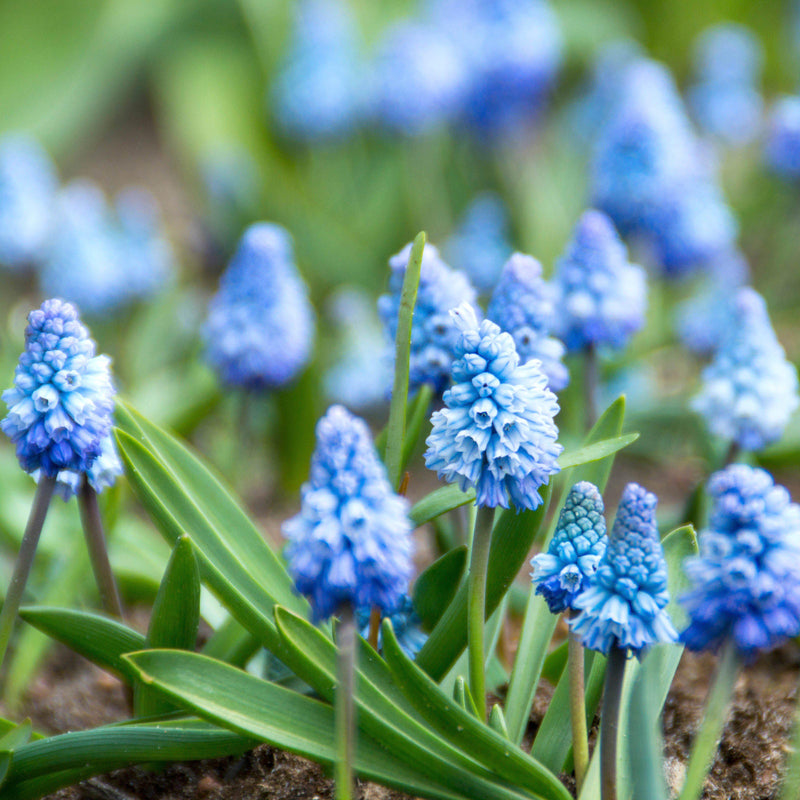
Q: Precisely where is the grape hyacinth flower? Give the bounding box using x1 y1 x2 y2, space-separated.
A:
487 252 569 392
283 404 414 623
681 465 800 660
271 0 364 142
378 242 477 394
444 193 513 293
692 287 799 452
44 433 124 502
532 482 607 614
764 96 800 179
358 595 427 659
204 223 315 390
0 134 58 270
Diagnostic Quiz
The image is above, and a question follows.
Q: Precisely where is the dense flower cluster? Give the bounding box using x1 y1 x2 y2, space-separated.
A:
2 299 115 478
444 193 513 293
424 303 561 510
43 433 124 502
681 465 800 660
764 96 800 179
0 134 57 270
692 287 798 451
487 253 568 391
283 405 414 622
378 242 477 394
531 482 607 614
571 483 677 657
203 223 315 390
551 210 646 352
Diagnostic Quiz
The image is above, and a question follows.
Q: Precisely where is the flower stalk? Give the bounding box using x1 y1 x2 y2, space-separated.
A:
335 604 357 800
600 643 627 800
568 612 589 792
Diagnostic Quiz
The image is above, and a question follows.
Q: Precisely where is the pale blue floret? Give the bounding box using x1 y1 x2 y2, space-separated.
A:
271 0 364 141
39 181 174 315
531 481 607 613
0 134 58 270
487 252 569 391
378 242 478 394
444 193 513 293
358 595 428 659
424 303 562 511
692 287 799 451
283 405 414 622
570 483 678 658
203 222 315 390
681 465 800 660
764 96 800 179
1 299 115 478
551 210 647 352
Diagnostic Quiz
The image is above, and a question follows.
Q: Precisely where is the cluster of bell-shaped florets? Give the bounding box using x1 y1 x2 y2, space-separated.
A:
378 242 478 394
570 483 677 658
284 405 414 622
358 595 428 659
680 465 800 661
424 303 561 510
764 95 800 180
551 210 647 353
487 253 569 391
42 434 124 502
1 299 116 478
531 482 607 613
692 287 798 451
204 223 315 390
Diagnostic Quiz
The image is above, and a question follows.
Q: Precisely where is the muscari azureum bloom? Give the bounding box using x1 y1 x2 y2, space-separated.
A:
271 0 364 142
487 252 569 391
551 209 646 353
531 481 607 614
680 465 800 660
358 595 428 659
42 433 124 502
377 242 478 394
444 193 513 293
570 483 677 657
764 96 800 180
0 134 58 270
204 222 315 390
692 287 799 451
283 405 414 622
1 299 115 478
424 303 562 511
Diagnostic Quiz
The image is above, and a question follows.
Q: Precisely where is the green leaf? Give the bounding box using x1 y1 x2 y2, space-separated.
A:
453 676 479 718
410 484 475 527
402 382 435 474
18 607 146 683
628 656 668 800
200 615 261 667
541 641 568 685
413 546 467 631
489 705 510 740
415 483 552 682
557 433 639 470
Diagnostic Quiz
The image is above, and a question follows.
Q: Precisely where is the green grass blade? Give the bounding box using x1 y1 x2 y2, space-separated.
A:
410 485 475 527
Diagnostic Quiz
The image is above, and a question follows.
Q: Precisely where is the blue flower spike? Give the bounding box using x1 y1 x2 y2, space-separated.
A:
692 287 799 452
204 222 315 390
531 481 607 614
764 96 800 180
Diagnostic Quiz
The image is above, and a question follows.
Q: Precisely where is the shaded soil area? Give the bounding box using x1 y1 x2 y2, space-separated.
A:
6 639 798 799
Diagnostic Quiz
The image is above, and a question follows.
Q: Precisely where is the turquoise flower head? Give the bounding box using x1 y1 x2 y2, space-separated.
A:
571 483 677 658
531 482 607 613
424 303 562 511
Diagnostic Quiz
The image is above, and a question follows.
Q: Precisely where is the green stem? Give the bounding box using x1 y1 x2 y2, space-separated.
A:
678 641 740 800
384 232 426 491
0 476 56 673
584 344 599 433
600 644 627 800
78 478 123 620
335 604 357 800
467 505 495 722
568 615 589 792
780 673 800 800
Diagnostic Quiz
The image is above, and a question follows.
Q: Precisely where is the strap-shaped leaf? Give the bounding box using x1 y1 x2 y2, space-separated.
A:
413 546 467 631
410 484 475 528
557 433 639 470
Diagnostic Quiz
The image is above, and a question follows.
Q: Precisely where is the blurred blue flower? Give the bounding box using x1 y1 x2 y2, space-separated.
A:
487 252 569 391
271 0 364 141
571 483 677 658
368 21 468 135
692 287 798 451
444 193 513 293
0 134 58 270
39 182 174 316
424 303 561 510
283 405 414 622
681 465 800 660
324 287 392 411
358 595 428 659
378 242 478 394
531 481 607 614
204 222 315 390
2 299 115 478
551 210 647 352
764 96 800 179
